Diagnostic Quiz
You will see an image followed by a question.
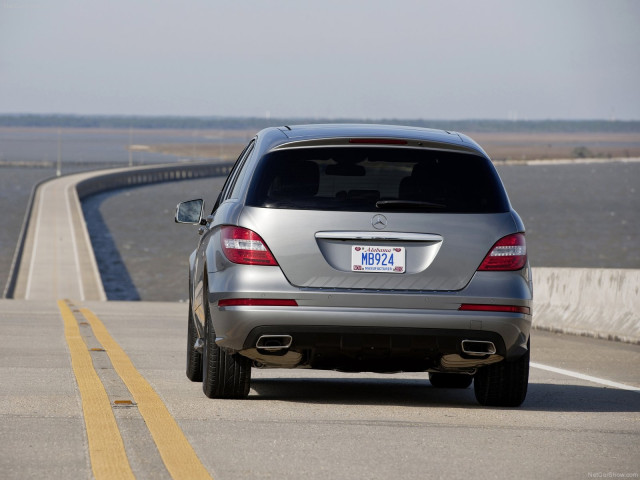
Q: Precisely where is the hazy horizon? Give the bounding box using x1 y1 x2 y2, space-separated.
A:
2 0 639 121
2 113 639 123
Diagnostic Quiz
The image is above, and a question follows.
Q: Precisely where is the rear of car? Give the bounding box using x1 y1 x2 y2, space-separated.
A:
177 125 532 406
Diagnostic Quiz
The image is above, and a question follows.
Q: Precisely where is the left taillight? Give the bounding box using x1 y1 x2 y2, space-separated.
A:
220 226 278 266
478 233 527 271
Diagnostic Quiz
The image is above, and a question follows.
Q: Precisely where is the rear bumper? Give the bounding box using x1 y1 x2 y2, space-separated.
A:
241 324 518 372
211 302 530 366
206 265 532 371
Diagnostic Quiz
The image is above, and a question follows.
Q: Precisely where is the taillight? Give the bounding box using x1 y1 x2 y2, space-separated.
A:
478 233 527 271
220 226 278 266
348 138 408 145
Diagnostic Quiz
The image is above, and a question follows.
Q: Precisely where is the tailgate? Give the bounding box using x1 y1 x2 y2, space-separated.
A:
239 207 517 291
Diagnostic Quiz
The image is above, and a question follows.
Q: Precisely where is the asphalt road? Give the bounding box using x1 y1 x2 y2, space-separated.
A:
1 299 638 480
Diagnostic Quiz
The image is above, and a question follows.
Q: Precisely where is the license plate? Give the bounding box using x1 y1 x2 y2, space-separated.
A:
351 246 405 273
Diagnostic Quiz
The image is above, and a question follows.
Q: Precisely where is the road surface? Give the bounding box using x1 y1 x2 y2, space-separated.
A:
1 299 638 479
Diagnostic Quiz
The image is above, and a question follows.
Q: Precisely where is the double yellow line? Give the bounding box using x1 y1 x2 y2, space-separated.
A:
58 300 212 480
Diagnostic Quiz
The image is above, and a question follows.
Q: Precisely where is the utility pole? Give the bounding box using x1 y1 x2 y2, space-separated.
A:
128 126 133 167
56 128 61 177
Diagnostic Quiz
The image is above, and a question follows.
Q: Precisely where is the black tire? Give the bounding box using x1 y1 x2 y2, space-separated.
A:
429 372 473 389
186 299 203 382
202 296 251 399
474 344 530 407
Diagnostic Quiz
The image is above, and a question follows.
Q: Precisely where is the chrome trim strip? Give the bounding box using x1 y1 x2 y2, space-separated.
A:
315 231 443 242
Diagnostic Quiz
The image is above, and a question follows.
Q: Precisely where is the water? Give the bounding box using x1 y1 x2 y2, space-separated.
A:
0 127 249 167
496 162 640 269
81 176 225 301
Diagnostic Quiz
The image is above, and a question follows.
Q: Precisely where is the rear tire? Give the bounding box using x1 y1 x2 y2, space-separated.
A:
429 372 473 389
186 300 202 382
202 296 251 399
474 343 530 407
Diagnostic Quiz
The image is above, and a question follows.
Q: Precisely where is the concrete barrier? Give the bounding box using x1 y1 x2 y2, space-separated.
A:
532 267 640 344
75 161 234 199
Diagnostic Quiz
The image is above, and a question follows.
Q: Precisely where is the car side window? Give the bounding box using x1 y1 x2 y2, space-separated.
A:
212 140 255 213
228 143 255 199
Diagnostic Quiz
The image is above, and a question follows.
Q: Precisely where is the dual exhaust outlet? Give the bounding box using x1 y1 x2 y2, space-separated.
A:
256 335 293 352
255 335 496 357
461 340 496 356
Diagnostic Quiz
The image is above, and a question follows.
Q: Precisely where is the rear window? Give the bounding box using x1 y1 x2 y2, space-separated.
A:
245 147 509 213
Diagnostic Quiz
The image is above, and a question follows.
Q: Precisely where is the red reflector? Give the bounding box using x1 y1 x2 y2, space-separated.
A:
459 304 530 315
218 299 298 307
478 233 527 271
348 138 408 145
221 226 278 266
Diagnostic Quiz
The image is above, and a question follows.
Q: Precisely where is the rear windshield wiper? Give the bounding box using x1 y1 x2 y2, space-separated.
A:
376 200 446 210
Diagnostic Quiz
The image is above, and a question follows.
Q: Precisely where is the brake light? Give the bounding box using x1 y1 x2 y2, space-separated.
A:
221 226 278 266
218 298 298 307
459 304 530 315
478 233 527 271
348 138 408 145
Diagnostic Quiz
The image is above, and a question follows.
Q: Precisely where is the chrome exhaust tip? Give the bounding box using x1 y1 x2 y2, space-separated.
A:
461 340 496 356
256 335 293 351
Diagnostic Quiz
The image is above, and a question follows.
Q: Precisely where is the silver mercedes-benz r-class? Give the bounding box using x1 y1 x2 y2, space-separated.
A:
175 124 532 406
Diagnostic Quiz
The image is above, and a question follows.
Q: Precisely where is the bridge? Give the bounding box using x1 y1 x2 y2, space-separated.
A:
1 164 638 479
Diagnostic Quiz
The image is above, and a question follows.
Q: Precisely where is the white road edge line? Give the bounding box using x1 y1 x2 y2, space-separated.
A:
65 183 85 301
531 362 640 393
25 181 46 300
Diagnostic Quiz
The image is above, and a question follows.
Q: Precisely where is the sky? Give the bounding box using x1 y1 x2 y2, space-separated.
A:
1 0 639 120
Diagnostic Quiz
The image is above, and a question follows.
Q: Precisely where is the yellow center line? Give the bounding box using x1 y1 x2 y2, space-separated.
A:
57 300 135 480
80 307 213 480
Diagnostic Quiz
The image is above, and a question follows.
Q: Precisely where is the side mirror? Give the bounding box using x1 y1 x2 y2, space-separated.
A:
175 199 204 224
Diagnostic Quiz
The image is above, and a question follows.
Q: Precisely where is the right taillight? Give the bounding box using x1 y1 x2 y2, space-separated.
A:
478 233 527 271
220 226 278 266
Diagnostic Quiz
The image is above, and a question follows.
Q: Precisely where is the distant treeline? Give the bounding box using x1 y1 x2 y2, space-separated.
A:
1 114 639 133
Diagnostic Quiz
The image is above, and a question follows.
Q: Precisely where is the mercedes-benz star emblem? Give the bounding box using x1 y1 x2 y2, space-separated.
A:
371 214 387 230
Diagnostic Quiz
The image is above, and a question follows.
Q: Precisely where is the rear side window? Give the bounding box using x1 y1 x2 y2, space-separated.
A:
245 147 509 213
221 140 254 201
